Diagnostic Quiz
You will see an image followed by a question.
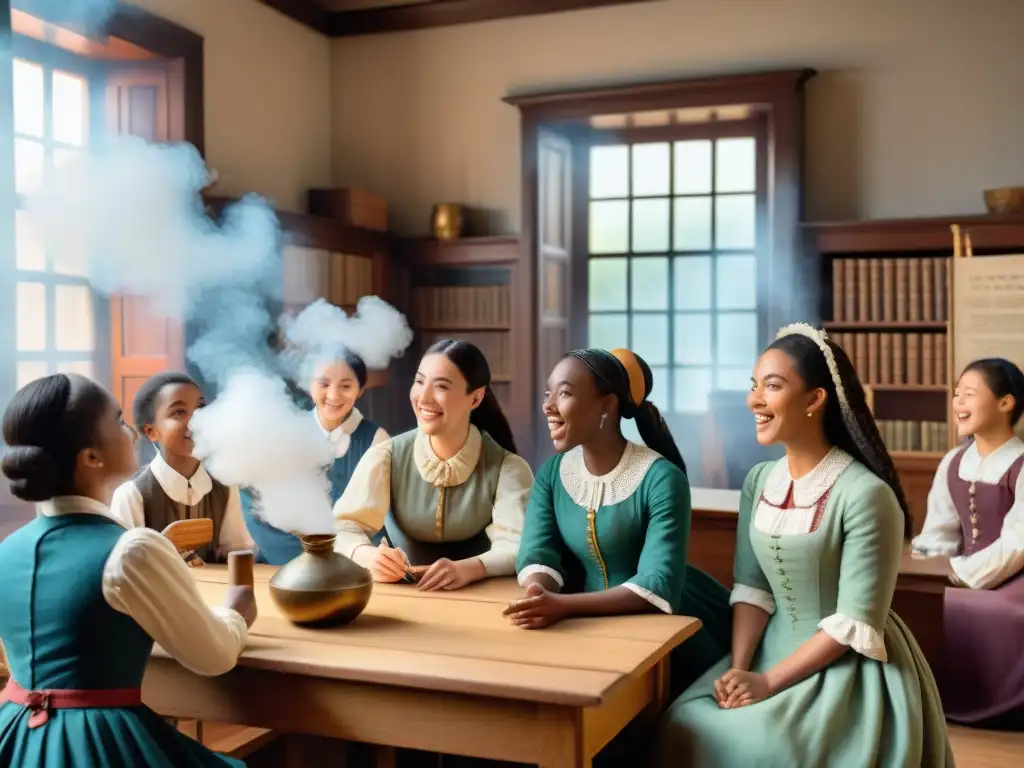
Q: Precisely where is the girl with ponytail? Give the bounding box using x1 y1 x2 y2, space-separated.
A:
507 348 732 696
332 339 532 592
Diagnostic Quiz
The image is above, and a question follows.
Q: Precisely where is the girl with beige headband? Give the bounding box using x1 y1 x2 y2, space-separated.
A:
506 347 732 697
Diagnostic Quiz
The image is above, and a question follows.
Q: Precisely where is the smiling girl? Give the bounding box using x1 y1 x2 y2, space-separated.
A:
912 357 1024 729
241 348 388 565
332 339 532 591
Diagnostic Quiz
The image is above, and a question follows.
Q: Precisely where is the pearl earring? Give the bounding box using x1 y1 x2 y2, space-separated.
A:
806 411 813 418
600 413 607 429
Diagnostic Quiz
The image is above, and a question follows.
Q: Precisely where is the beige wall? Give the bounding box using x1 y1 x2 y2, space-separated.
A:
131 0 331 212
329 0 1024 235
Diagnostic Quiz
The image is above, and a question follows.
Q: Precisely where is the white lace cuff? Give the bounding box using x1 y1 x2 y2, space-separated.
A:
517 564 564 589
729 583 776 615
818 613 887 662
623 582 672 614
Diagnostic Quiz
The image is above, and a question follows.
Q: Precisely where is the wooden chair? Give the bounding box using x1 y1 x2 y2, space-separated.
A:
162 518 214 558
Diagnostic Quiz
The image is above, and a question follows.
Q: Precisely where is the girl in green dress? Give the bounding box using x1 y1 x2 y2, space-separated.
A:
505 347 732 694
0 374 256 767
652 324 954 767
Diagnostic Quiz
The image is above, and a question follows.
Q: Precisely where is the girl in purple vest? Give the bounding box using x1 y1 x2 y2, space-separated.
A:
912 357 1024 729
241 348 388 565
109 372 253 565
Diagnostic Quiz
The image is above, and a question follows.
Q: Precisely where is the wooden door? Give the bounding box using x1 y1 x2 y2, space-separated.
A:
105 66 186 420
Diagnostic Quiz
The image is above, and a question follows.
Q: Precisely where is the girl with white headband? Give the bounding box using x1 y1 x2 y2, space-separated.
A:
652 324 953 767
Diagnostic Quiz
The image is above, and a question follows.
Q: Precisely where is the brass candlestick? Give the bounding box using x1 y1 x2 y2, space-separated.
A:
227 550 255 588
431 203 464 241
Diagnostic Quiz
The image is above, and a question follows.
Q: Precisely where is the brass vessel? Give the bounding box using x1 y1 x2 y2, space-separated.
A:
431 203 464 240
268 534 373 627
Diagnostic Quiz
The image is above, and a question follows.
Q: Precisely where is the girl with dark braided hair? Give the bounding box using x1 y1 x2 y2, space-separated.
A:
506 348 732 696
653 325 953 768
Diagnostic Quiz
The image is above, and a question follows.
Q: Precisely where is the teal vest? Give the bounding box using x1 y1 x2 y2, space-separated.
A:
383 429 506 566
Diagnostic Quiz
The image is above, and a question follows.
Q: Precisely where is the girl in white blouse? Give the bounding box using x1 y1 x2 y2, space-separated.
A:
0 374 253 767
333 339 532 591
912 357 1024 728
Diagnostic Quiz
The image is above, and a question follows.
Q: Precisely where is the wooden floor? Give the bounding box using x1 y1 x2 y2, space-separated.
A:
950 725 1024 767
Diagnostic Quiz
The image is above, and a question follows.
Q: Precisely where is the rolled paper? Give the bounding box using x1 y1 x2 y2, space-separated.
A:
227 550 255 587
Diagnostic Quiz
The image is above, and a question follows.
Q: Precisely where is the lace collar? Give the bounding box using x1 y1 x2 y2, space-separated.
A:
559 441 662 509
413 425 482 488
761 447 853 509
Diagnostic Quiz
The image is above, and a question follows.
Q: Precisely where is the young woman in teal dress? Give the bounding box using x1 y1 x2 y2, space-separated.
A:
652 324 954 767
505 348 732 694
0 374 256 767
241 347 388 564
334 339 533 590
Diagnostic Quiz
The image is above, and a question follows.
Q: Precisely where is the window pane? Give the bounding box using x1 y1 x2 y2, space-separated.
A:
716 137 756 193
632 257 668 310
15 138 45 195
673 196 712 251
715 194 756 250
16 282 47 351
673 256 711 311
649 366 669 411
589 258 628 311
590 145 628 198
717 366 752 391
718 311 759 366
674 313 711 364
632 314 669 366
57 360 94 380
673 367 713 413
632 199 669 253
13 59 43 137
53 70 88 147
17 361 50 390
632 142 669 196
15 210 46 271
716 254 757 310
55 284 95 352
589 313 628 350
589 200 629 254
674 140 712 194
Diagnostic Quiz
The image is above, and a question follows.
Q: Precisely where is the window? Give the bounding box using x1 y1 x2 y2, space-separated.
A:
587 127 764 414
11 54 97 390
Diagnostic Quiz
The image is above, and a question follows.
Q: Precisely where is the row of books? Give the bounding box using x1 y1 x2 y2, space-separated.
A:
417 331 511 380
280 247 376 308
411 286 511 329
832 257 949 323
831 332 948 386
876 419 949 453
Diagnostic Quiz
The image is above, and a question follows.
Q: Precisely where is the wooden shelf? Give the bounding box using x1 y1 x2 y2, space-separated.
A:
419 324 511 332
403 236 520 267
868 384 947 393
805 214 1024 253
824 321 947 332
891 450 946 463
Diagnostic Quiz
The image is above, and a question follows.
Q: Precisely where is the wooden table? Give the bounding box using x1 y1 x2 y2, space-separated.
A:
892 550 950 670
142 566 700 767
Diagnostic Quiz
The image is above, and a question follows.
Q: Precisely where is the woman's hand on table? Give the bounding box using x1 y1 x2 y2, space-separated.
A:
503 582 569 629
409 557 485 591
713 668 770 709
355 542 410 583
224 585 258 628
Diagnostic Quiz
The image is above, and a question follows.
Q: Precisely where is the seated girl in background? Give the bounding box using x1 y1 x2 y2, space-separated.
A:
242 348 388 564
652 324 953 767
109 371 253 565
333 339 532 590
912 357 1024 729
506 348 731 694
0 374 255 767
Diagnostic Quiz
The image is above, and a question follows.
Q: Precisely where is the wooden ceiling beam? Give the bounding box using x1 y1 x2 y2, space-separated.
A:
254 0 330 34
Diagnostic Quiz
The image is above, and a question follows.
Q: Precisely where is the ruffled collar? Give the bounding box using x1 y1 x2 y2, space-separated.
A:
761 447 853 508
413 425 482 488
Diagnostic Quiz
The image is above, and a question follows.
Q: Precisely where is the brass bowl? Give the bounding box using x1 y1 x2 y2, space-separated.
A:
431 203 464 241
268 534 373 627
983 187 1024 215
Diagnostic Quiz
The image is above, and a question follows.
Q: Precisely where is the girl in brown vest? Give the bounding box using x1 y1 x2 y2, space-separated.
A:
109 372 253 564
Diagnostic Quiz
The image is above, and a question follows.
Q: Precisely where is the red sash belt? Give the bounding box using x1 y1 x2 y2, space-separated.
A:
0 678 143 728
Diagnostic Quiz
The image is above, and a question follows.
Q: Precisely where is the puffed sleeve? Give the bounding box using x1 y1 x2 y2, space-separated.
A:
332 439 393 565
622 460 689 614
477 453 532 576
729 461 776 614
911 447 962 556
515 455 566 589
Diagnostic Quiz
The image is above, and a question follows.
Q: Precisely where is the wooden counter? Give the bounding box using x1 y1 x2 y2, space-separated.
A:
143 566 700 767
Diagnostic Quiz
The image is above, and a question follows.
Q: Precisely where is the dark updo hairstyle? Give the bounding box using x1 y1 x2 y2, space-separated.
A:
960 357 1024 427
313 347 368 389
769 333 911 538
423 339 517 454
565 349 687 474
2 374 113 502
132 371 200 431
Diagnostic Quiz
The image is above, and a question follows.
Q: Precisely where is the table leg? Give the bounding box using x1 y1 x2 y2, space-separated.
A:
536 706 589 768
374 745 397 768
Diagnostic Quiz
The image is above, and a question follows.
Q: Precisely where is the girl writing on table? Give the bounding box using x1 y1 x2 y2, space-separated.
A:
242 347 388 565
652 325 953 767
505 348 731 694
912 357 1024 729
0 374 255 767
333 339 532 590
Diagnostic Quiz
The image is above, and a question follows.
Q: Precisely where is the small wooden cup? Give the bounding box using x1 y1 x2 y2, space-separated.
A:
227 550 255 588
